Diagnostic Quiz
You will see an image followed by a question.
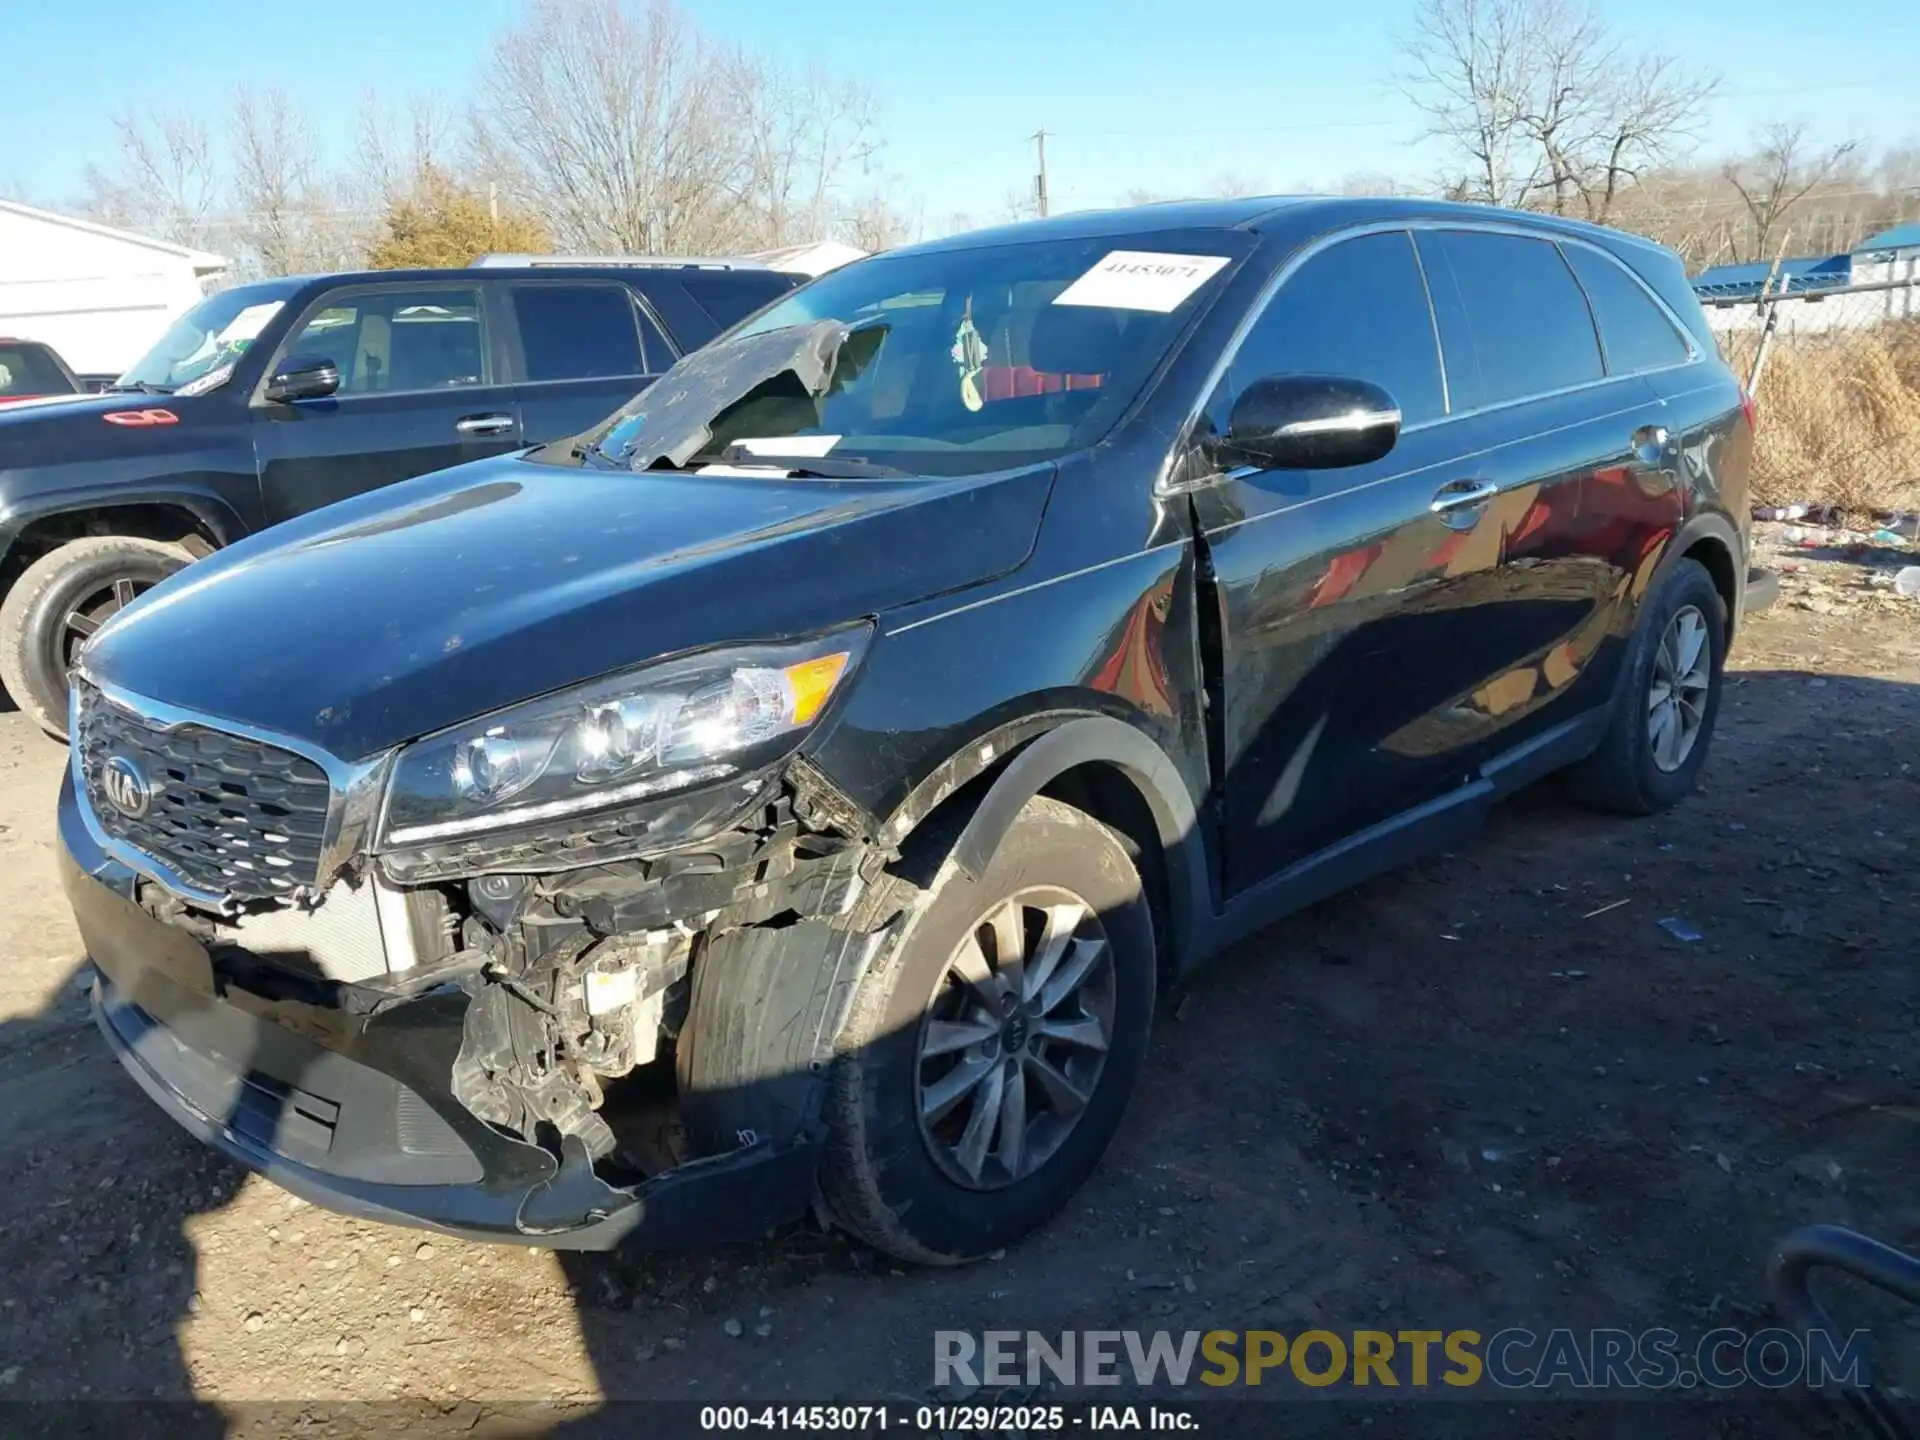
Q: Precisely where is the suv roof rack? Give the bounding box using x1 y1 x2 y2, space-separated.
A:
468 253 771 271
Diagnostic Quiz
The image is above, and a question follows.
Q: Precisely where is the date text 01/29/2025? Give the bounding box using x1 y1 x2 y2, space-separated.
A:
697 1404 1200 1431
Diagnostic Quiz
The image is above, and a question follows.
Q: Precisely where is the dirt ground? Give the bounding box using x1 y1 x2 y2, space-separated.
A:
0 535 1915 1435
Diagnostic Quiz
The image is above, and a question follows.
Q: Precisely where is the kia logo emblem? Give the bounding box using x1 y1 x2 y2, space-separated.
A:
101 756 152 818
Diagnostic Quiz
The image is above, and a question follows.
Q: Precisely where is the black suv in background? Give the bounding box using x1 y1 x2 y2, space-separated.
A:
61 198 1762 1262
0 262 796 736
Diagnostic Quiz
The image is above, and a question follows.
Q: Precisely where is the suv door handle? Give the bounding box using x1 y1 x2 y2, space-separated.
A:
455 412 516 436
1430 479 1498 521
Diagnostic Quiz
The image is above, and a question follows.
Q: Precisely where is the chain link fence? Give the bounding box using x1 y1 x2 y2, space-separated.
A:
1704 275 1920 515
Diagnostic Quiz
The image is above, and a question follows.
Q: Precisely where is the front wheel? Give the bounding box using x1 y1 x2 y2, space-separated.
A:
0 536 193 740
821 796 1157 1264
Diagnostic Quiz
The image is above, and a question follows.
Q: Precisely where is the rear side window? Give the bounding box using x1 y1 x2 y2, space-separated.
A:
1416 231 1604 410
1562 245 1691 374
681 270 799 331
512 283 651 381
0 343 72 396
1226 230 1445 426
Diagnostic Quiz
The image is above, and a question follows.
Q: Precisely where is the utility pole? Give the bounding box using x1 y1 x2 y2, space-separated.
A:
488 181 499 223
1032 129 1050 218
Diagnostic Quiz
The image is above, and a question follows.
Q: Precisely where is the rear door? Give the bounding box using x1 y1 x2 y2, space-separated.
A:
501 279 674 445
1406 227 1666 756
251 281 524 524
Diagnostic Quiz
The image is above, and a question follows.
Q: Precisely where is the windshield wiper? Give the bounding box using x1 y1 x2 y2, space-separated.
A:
105 380 174 395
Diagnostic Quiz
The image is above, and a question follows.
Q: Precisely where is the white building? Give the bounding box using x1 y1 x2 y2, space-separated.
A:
0 200 226 378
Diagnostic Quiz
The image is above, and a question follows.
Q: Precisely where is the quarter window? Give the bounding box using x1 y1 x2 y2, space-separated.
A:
281 287 488 394
1226 230 1445 427
1563 245 1691 375
1416 231 1604 410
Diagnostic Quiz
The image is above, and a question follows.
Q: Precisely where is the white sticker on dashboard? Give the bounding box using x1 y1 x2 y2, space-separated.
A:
1052 251 1231 313
732 434 841 457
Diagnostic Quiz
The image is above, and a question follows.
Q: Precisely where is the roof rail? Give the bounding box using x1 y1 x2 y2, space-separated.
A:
468 253 771 271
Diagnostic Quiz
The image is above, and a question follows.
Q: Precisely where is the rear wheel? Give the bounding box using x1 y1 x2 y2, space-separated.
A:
821 796 1156 1264
0 536 193 739
1564 556 1728 814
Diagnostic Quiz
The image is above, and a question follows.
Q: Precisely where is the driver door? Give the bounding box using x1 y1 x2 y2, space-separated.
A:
1188 229 1540 893
250 281 524 524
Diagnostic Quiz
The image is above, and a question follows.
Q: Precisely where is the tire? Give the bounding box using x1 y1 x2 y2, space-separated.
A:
0 536 194 740
821 795 1156 1264
1563 556 1728 815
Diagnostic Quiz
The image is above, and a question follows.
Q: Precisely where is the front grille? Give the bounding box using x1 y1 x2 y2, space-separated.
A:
74 680 332 901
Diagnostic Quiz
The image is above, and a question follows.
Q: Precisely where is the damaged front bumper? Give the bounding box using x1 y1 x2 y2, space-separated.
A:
59 771 825 1249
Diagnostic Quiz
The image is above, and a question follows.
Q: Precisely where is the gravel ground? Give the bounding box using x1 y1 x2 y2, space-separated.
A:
0 547 1915 1436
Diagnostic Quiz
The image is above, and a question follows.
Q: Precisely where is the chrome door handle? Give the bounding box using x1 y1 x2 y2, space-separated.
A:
456 413 516 436
1430 479 1498 515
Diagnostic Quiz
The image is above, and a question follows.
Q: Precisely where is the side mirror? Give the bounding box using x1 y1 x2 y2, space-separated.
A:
264 353 341 403
1222 374 1400 470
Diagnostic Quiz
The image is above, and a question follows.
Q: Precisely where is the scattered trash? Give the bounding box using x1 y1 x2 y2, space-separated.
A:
1581 898 1630 920
1754 503 1809 521
1870 529 1906 546
1895 567 1920 599
1657 916 1703 942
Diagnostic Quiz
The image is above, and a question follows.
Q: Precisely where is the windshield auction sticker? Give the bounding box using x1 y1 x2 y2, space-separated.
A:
1053 251 1231 312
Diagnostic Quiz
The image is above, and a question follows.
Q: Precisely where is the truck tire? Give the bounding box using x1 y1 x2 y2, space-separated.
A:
0 536 194 740
1563 556 1728 815
821 795 1156 1264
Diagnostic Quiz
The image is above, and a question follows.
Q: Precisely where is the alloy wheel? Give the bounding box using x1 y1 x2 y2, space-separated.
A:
915 888 1116 1190
1647 603 1712 773
60 575 153 669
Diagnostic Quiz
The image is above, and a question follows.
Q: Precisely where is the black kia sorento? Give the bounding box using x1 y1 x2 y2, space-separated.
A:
58 197 1766 1261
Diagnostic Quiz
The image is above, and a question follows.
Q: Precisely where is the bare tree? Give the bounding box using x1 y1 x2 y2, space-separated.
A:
80 109 219 245
1396 0 1714 222
472 0 873 254
1395 0 1540 208
1721 123 1860 262
355 90 458 205
229 86 348 275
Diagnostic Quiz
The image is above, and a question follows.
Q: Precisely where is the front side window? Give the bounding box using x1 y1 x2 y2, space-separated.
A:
1563 245 1691 375
280 287 488 394
511 283 650 381
117 281 298 392
1416 230 1604 410
1223 229 1446 427
591 232 1247 475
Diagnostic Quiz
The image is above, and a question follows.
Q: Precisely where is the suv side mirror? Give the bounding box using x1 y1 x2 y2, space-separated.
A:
264 353 341 403
1222 374 1400 470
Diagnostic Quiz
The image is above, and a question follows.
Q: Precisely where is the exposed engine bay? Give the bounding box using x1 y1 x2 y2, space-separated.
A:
135 759 911 1182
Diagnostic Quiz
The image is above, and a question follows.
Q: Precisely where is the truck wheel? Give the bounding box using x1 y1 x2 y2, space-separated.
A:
0 536 193 740
821 796 1156 1264
1563 556 1728 815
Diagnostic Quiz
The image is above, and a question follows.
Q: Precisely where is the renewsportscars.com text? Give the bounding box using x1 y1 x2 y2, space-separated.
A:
934 1327 1872 1392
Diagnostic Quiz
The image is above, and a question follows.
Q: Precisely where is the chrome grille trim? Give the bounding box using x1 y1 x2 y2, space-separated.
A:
68 670 392 914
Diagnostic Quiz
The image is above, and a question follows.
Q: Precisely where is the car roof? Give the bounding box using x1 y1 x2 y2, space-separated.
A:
890 195 1680 262
273 266 780 290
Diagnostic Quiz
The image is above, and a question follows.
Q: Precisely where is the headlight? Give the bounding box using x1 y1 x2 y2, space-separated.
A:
377 627 868 859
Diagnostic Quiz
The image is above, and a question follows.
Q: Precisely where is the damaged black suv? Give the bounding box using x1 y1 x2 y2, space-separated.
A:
59 198 1761 1261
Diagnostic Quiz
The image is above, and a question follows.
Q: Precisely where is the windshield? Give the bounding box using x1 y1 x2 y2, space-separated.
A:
117 282 299 392
590 232 1246 476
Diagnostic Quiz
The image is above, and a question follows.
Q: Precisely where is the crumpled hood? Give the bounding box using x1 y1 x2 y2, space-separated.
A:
83 450 1056 759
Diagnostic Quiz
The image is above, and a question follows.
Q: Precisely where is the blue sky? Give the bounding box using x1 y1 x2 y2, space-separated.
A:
3 0 1915 225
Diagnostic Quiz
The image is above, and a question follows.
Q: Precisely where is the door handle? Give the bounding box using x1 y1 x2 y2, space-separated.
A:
1430 479 1498 521
456 413 516 436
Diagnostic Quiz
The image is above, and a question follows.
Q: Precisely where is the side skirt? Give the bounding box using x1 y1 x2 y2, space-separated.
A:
1191 706 1610 965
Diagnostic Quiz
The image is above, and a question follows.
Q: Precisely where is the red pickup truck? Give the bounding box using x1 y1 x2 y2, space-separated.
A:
0 338 86 407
